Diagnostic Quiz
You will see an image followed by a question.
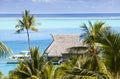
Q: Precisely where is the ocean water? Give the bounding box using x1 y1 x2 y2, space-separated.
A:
0 13 120 76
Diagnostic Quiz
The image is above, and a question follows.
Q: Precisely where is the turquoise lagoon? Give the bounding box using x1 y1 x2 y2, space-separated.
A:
0 14 120 76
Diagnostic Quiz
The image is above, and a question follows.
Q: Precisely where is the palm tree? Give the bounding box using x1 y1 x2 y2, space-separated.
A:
78 21 110 71
16 10 38 50
65 21 111 78
96 32 120 79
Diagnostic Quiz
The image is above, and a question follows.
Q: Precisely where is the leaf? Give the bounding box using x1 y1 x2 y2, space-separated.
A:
30 26 39 31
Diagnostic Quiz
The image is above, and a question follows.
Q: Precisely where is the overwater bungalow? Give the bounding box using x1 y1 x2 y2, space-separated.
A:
44 34 86 62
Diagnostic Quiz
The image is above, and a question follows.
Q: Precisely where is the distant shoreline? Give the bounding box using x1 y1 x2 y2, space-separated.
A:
0 13 120 17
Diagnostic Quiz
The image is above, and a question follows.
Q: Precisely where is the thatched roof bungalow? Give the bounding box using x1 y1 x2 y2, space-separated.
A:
45 34 86 60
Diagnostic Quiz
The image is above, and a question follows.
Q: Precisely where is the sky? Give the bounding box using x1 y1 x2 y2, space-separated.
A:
0 0 120 14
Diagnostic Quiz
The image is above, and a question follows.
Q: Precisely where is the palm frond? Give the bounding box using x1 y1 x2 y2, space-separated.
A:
81 23 90 36
18 20 24 27
89 21 94 31
97 32 120 78
68 46 88 54
66 67 109 79
29 15 35 26
0 41 13 57
94 21 104 32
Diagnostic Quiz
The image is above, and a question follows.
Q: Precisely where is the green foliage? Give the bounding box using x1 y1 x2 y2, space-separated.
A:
0 41 13 58
0 72 4 79
42 61 56 79
55 54 110 79
80 21 107 45
97 32 120 79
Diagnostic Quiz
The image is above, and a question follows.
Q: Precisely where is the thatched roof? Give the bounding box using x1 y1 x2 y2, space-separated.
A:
45 34 85 57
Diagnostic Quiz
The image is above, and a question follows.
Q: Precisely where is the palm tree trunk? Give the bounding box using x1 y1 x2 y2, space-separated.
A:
91 45 97 71
114 54 118 79
114 54 120 79
26 29 30 50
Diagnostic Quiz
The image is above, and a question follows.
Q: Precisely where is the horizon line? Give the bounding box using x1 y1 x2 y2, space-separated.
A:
0 13 120 14
0 13 120 17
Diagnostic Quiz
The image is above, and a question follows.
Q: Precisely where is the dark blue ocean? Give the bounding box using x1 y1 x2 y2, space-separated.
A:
0 13 120 17
3 40 52 55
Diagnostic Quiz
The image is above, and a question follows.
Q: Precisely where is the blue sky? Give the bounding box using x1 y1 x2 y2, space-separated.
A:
0 0 120 14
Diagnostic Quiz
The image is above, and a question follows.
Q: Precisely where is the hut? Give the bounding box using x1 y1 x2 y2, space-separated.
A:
44 34 85 62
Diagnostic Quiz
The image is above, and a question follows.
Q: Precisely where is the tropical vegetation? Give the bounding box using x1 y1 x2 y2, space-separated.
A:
1 12 120 79
97 32 120 79
8 47 56 79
